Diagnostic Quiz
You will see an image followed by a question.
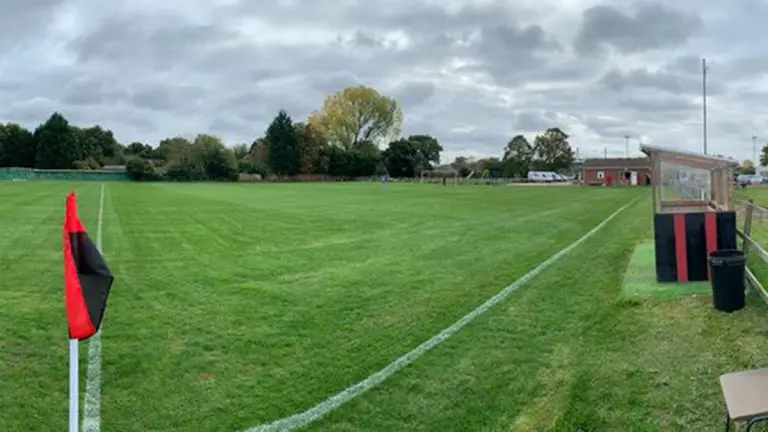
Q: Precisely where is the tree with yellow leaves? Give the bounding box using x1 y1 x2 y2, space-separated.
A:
308 85 403 150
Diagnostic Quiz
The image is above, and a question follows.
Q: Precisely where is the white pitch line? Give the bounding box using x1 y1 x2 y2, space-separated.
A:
242 196 640 432
83 184 105 432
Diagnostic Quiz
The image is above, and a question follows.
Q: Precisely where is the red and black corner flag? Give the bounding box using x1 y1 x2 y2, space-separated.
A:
63 192 114 340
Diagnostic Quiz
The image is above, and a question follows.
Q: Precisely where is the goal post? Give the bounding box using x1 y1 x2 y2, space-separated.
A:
420 168 459 185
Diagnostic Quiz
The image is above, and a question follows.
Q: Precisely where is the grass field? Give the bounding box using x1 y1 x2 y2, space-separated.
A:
2 182 768 431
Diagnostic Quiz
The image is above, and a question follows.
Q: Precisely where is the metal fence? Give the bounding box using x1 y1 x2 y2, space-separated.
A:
0 167 130 181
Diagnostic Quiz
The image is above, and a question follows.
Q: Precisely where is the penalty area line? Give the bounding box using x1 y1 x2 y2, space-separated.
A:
242 196 641 432
83 183 105 432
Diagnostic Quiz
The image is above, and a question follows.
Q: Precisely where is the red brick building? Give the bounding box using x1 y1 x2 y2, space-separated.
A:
582 157 651 186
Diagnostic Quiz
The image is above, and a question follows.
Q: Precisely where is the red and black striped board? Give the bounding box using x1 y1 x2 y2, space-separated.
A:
653 211 737 283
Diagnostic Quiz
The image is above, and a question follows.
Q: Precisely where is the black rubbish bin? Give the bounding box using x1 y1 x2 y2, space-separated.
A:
708 249 747 313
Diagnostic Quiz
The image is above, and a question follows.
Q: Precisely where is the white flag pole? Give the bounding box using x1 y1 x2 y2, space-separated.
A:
69 338 79 432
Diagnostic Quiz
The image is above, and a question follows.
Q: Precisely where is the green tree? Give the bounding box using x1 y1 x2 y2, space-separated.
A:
295 122 327 174
0 123 35 167
35 112 80 169
408 134 442 170
761 144 768 168
308 85 403 150
475 157 503 178
232 143 249 160
266 110 300 176
165 143 205 181
248 137 268 164
738 159 757 175
323 145 350 177
532 128 574 172
383 138 425 178
450 156 472 178
0 125 5 166
154 137 191 162
126 157 160 180
125 141 153 159
73 125 119 165
192 134 238 180
502 134 534 178
346 140 381 177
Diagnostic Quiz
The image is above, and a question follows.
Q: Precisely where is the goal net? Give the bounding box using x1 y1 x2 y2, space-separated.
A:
420 169 459 185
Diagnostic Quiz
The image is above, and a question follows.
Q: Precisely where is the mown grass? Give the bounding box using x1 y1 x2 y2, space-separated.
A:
1 182 766 431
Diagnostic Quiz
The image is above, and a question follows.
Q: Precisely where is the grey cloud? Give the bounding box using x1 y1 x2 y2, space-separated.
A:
0 0 64 49
513 110 560 133
716 55 768 82
616 92 697 117
664 54 703 75
575 3 701 55
68 13 243 72
392 82 435 109
222 94 275 124
342 31 387 49
478 24 560 55
599 67 719 95
2 97 59 124
0 0 762 162
130 84 207 112
208 115 254 139
229 0 531 34
472 24 562 85
582 115 634 138
310 72 361 95
62 76 128 106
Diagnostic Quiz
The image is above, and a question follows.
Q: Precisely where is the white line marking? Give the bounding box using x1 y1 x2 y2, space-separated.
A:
83 184 105 432
242 197 640 432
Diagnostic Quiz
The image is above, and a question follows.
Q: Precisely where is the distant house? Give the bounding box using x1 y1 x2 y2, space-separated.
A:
102 165 127 172
582 157 651 186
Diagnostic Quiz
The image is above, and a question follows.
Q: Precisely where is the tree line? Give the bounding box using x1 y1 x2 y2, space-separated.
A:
447 128 575 179
0 85 444 181
0 84 575 182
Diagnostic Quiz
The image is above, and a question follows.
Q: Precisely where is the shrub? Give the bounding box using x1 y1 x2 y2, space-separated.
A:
126 157 160 181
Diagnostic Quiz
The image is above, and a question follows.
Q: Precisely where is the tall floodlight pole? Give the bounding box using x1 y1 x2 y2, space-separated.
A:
624 135 630 158
702 58 708 154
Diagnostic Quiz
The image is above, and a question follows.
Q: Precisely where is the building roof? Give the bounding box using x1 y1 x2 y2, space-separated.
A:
640 144 738 168
583 157 649 169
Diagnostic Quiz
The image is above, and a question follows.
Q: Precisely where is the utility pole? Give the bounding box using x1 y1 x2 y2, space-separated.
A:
604 147 607 158
753 135 758 168
702 58 708 154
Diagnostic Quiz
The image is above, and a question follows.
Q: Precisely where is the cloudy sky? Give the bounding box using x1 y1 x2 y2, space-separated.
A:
1 0 765 163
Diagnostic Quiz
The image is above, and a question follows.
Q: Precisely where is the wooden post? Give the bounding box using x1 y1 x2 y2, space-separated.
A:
743 199 755 257
726 167 734 211
651 153 660 213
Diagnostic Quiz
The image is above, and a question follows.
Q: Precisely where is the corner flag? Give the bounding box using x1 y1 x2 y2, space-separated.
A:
63 191 114 432
63 192 114 340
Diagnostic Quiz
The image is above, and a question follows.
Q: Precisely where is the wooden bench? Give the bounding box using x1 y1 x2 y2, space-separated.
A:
721 368 768 430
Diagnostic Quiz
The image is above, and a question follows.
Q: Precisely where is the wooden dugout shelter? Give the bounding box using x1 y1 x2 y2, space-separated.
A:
640 144 739 283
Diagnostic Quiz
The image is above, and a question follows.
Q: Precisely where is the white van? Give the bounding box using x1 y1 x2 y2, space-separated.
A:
527 171 557 182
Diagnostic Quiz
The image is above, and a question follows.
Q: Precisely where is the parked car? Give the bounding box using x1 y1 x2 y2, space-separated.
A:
737 174 764 187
